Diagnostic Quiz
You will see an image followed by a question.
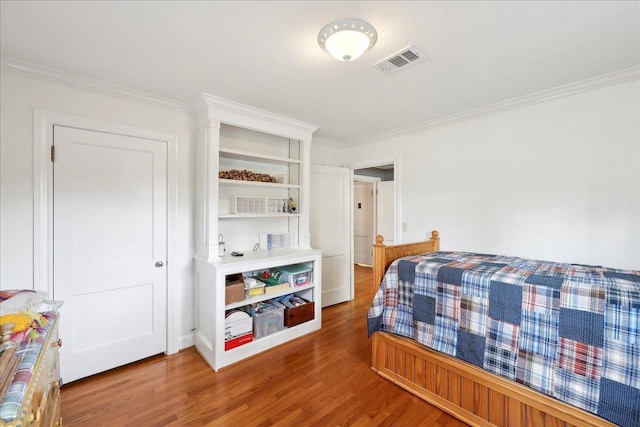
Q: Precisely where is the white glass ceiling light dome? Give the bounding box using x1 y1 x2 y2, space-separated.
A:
318 19 377 62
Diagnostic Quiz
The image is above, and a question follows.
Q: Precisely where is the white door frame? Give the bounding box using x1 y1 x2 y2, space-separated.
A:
350 156 401 245
353 175 380 266
33 109 180 355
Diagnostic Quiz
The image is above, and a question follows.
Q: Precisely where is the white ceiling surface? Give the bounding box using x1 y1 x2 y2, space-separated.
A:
1 1 638 145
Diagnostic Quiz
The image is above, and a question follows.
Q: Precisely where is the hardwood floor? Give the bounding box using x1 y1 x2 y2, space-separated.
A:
60 265 468 426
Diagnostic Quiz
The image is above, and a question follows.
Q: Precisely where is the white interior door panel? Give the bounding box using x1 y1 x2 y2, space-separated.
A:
310 165 351 307
53 125 167 383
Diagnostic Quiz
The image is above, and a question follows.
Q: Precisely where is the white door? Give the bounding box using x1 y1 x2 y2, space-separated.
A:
354 181 374 266
310 165 351 307
377 181 395 245
53 125 167 383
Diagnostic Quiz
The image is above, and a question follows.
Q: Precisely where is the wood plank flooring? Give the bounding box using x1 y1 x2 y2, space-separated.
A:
60 265 468 426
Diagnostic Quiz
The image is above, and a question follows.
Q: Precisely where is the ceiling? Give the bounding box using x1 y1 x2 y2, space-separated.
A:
1 1 638 146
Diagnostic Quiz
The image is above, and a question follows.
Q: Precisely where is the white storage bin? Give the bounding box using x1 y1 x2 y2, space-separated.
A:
253 300 285 339
276 264 312 287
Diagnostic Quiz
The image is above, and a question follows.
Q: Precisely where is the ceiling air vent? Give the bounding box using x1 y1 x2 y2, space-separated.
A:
373 45 426 74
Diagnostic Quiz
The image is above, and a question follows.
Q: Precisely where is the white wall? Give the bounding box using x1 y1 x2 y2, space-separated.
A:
344 80 640 270
311 139 345 167
0 72 196 344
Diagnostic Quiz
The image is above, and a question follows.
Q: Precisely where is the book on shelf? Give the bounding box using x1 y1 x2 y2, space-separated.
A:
264 283 291 294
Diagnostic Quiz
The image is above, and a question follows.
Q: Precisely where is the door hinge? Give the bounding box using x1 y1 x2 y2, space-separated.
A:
51 145 55 162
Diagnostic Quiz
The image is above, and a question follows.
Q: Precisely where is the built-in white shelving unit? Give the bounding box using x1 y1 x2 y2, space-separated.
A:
195 249 321 371
193 94 321 371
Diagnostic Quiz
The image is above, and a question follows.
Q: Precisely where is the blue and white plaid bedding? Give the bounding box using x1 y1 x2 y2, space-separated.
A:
368 251 640 427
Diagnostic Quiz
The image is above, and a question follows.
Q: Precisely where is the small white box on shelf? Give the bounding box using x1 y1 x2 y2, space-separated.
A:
230 196 267 214
259 232 294 250
230 197 292 214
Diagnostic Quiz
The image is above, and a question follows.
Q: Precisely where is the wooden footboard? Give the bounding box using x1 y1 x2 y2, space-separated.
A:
371 332 615 427
370 231 615 427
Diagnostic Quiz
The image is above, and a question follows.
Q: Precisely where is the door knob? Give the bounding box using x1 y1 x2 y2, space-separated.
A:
155 261 164 267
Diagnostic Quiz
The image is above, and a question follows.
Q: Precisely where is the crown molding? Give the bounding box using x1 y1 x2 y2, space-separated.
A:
1 56 188 112
197 93 319 135
346 66 640 147
312 136 346 148
3 56 637 145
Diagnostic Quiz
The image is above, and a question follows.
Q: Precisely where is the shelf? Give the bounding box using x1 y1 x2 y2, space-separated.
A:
194 250 321 371
206 248 321 267
194 98 318 371
219 148 301 166
218 213 300 219
219 179 301 189
225 283 314 310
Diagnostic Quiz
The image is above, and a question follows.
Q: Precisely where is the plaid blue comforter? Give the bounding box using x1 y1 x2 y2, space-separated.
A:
367 251 640 427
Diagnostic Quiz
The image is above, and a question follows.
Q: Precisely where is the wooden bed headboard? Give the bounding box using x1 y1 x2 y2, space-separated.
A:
372 230 440 293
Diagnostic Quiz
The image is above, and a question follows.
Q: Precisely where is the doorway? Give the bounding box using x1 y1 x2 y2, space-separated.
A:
352 161 397 268
353 177 377 266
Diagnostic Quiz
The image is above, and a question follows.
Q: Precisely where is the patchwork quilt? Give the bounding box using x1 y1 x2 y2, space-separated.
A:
367 251 640 427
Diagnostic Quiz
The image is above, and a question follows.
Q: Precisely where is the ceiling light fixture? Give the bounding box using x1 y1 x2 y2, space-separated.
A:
318 18 377 62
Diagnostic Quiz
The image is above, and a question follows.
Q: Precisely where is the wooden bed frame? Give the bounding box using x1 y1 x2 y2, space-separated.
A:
371 231 615 427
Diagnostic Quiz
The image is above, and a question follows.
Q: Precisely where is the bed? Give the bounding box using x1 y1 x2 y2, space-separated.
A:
368 231 639 427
